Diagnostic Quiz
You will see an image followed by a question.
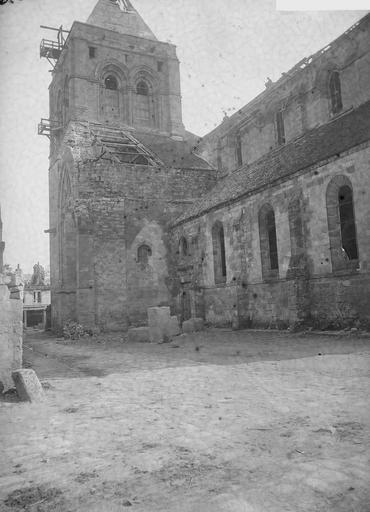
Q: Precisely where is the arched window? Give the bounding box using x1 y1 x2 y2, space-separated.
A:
137 244 152 265
179 236 188 257
105 75 118 90
135 79 153 127
338 186 358 260
101 74 120 123
276 110 285 145
259 204 279 279
329 71 342 115
137 80 149 96
236 133 243 167
212 221 227 284
326 175 358 271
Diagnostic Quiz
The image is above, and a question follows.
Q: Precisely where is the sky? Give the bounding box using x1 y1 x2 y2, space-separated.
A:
0 0 366 273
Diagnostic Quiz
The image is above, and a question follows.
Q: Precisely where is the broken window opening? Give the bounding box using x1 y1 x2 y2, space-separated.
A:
259 204 279 279
266 210 279 270
338 185 358 260
212 221 227 284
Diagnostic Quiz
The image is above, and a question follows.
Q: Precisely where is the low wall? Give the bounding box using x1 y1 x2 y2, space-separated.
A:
309 272 370 329
198 272 369 330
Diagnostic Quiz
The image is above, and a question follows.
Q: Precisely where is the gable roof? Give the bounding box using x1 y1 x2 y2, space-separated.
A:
173 100 370 226
87 0 157 40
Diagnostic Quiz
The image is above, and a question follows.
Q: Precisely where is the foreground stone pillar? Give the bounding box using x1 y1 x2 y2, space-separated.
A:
0 278 22 391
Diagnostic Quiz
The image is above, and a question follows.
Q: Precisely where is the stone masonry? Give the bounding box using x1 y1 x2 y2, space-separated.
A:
44 2 370 332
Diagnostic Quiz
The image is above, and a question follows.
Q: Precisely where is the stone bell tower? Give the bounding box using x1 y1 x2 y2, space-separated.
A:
43 0 184 151
40 0 213 332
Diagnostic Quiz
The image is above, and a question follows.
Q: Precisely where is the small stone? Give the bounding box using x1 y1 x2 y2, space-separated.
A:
123 500 132 507
11 369 44 403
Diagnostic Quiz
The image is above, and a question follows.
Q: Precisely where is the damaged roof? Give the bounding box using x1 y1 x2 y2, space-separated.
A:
133 131 212 170
83 124 212 170
173 100 370 226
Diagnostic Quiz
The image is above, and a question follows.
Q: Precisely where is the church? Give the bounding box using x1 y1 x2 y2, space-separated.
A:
41 0 370 332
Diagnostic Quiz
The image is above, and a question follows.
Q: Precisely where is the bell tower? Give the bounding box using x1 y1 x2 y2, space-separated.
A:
40 0 185 157
40 0 213 333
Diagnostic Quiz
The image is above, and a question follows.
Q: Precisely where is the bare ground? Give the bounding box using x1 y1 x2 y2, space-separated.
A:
1 329 370 511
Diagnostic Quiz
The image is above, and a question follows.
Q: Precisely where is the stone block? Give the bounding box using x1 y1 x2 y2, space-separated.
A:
147 306 171 343
127 326 150 343
12 369 44 402
182 317 204 333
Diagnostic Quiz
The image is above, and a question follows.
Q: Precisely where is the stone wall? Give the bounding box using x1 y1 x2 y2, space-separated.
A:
48 122 216 332
198 15 370 174
170 143 370 329
0 278 22 392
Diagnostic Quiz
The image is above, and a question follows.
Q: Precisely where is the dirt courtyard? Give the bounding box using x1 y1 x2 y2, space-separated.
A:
1 329 370 511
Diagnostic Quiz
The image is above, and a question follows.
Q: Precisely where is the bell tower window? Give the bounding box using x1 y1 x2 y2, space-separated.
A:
105 75 118 90
135 80 154 127
101 73 120 123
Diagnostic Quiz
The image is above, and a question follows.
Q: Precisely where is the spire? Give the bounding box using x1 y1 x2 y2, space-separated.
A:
87 0 157 40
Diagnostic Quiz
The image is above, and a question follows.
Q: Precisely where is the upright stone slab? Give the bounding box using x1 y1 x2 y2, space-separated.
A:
12 369 44 402
147 306 172 343
0 279 22 392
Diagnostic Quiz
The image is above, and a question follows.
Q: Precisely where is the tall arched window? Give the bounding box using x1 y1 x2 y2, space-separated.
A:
338 186 358 260
259 204 279 279
212 221 227 284
326 175 358 271
135 80 153 127
137 244 152 265
236 133 243 167
329 71 342 115
101 74 120 123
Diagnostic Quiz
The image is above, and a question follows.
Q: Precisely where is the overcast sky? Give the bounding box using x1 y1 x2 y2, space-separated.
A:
0 0 366 272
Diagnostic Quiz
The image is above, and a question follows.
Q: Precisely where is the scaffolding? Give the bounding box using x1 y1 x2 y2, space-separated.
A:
40 25 70 69
38 118 62 138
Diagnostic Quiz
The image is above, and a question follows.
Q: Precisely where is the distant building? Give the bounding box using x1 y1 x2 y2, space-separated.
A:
23 263 51 330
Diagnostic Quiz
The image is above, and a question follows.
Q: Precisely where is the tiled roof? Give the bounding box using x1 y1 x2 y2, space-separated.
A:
174 101 370 225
